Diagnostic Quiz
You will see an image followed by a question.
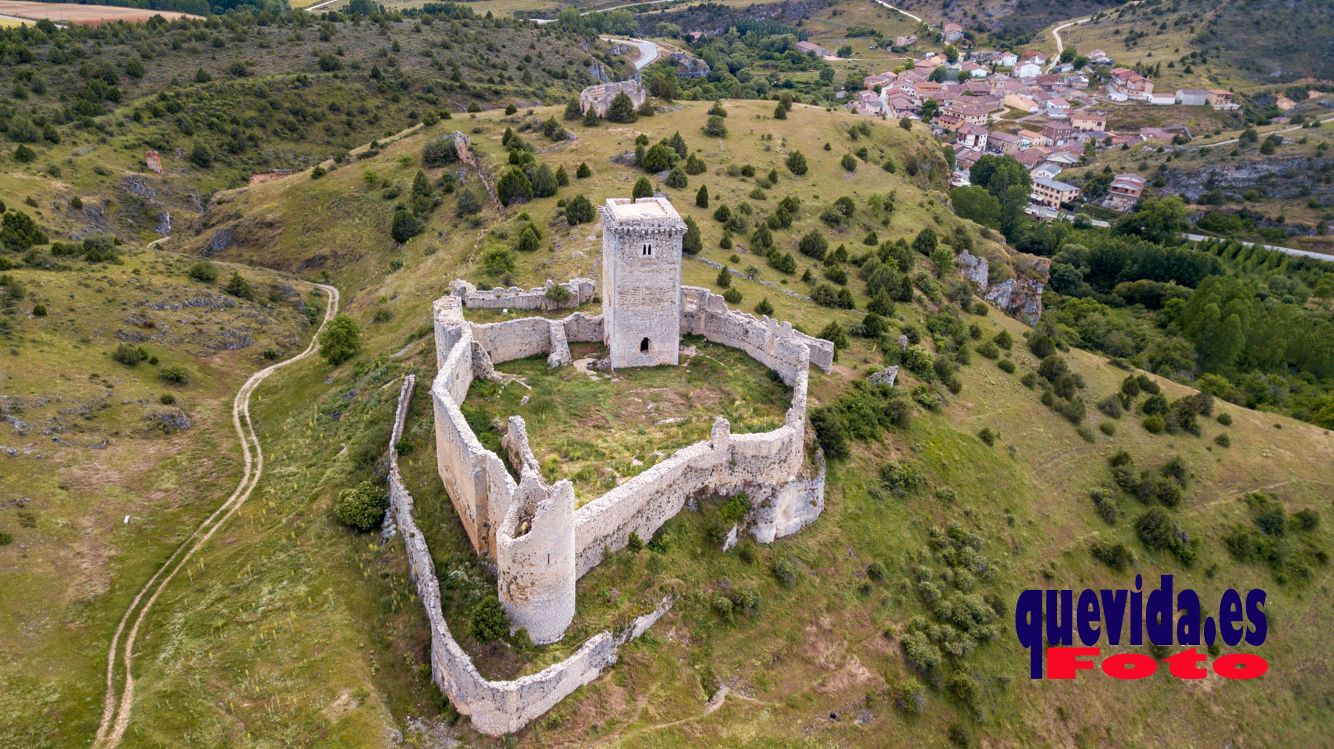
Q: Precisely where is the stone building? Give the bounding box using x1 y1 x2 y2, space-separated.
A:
600 197 687 369
579 80 646 117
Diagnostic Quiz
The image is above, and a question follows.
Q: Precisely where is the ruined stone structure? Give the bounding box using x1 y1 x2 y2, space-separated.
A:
388 375 672 737
449 277 595 311
578 79 646 117
600 197 686 368
415 196 833 734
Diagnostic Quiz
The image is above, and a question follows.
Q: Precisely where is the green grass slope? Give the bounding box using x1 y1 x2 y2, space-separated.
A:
0 247 320 748
1 99 1329 748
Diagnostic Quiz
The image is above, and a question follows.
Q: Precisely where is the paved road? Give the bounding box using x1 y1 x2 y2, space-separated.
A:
92 281 341 749
604 35 660 71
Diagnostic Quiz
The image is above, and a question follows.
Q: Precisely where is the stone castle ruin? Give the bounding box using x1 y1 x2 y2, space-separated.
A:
578 79 646 117
395 196 834 735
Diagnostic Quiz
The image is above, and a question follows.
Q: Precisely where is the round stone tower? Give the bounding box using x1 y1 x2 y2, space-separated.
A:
599 196 687 369
495 472 576 644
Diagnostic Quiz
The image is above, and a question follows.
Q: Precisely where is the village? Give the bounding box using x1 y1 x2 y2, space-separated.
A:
838 37 1241 218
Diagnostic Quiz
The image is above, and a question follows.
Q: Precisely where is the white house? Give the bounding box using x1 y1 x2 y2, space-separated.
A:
998 51 1019 68
1176 88 1208 106
1016 61 1043 79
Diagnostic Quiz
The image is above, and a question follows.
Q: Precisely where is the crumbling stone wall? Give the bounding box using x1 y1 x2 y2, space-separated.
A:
430 279 830 650
451 131 503 213
681 286 834 384
388 375 671 736
450 277 596 311
579 79 646 117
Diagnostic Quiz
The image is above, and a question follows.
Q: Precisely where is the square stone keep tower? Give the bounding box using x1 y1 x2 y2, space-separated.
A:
600 196 687 368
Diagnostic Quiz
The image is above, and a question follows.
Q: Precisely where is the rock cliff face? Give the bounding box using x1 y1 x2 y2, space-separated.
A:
957 250 1049 325
1160 155 1332 204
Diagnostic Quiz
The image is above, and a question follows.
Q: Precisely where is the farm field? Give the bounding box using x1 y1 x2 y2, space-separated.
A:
0 0 198 24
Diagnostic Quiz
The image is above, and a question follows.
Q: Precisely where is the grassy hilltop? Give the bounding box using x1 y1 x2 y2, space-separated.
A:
0 10 622 243
0 92 1331 748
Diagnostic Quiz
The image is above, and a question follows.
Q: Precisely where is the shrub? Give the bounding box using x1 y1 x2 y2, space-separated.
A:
711 595 734 622
319 315 362 365
188 262 218 283
723 288 742 304
867 561 886 582
514 223 542 252
880 461 926 497
224 273 254 300
1142 414 1166 433
159 365 190 385
1217 412 1233 426
468 596 509 642
703 115 728 137
565 194 594 225
975 341 999 359
481 246 516 277
1090 541 1134 571
112 343 148 366
422 136 458 167
755 298 774 316
333 481 387 532
772 557 797 587
977 427 998 446
1099 421 1116 436
1214 433 1230 448
1135 507 1195 564
893 677 926 715
1097 394 1124 418
786 150 808 175
901 631 942 683
997 359 1016 373
841 153 857 172
1090 487 1118 523
798 230 828 260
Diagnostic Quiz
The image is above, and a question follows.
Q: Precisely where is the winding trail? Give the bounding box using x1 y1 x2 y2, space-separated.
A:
92 282 340 749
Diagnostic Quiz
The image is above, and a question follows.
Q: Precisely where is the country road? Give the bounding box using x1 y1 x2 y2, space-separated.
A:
1047 1 1144 71
1183 115 1334 150
92 281 341 749
871 0 921 23
1049 212 1332 263
1181 233 1332 262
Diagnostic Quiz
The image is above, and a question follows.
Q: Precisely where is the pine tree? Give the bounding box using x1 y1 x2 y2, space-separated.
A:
683 216 702 255
632 176 653 199
576 162 591 179
716 266 732 288
696 185 709 208
665 167 688 188
606 92 638 123
566 194 594 225
786 150 808 175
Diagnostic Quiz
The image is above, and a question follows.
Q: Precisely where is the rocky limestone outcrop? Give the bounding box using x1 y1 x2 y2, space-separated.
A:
957 249 1049 324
